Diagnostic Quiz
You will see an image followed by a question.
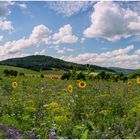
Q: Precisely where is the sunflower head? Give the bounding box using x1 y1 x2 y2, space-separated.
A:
78 81 86 88
76 80 80 85
67 84 73 93
12 82 17 89
136 78 140 84
127 81 132 87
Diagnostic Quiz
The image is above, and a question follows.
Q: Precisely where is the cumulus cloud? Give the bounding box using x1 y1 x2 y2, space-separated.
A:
0 23 78 60
0 24 51 57
60 45 140 69
83 1 140 42
0 20 13 30
47 1 94 17
52 24 78 44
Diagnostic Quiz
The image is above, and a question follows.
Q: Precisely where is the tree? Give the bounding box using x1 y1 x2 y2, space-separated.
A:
61 72 71 80
19 72 25 76
3 69 18 77
4 69 10 76
77 72 86 80
40 74 44 78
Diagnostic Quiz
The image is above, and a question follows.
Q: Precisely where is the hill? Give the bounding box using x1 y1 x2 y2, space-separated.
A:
0 55 115 72
109 67 136 74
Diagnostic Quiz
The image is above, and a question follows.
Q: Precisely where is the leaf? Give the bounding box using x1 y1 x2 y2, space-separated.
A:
81 129 89 139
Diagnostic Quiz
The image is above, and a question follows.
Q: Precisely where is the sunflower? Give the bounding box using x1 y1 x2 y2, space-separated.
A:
127 81 132 87
67 84 73 93
78 81 86 88
136 78 140 84
12 82 17 89
76 80 80 85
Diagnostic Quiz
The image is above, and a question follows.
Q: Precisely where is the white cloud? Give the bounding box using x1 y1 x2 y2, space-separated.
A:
0 23 78 60
0 24 51 57
0 35 3 41
18 3 27 10
47 1 94 17
55 46 74 54
83 1 140 42
29 24 51 44
0 2 14 31
60 45 140 69
0 24 78 59
0 20 13 30
52 24 78 44
134 49 140 55
34 49 46 55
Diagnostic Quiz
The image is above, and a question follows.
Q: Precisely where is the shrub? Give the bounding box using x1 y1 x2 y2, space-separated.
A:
19 72 25 76
40 74 44 78
61 72 71 80
4 69 18 77
77 72 86 80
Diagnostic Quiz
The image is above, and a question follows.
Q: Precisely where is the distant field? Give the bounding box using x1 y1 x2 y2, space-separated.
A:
0 65 65 77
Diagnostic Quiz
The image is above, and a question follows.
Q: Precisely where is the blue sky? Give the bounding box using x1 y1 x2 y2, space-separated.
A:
0 1 140 69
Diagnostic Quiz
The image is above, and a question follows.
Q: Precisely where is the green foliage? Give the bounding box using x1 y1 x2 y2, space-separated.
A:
61 72 71 80
77 72 86 80
4 69 18 77
40 74 44 78
19 72 25 76
0 75 139 138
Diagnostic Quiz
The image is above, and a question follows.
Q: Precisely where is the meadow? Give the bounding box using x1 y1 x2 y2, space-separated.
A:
0 70 140 139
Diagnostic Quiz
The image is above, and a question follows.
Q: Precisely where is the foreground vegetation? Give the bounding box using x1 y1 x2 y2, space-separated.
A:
0 71 140 138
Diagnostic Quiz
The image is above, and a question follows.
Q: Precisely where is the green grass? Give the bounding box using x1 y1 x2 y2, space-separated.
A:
0 65 64 77
0 65 38 75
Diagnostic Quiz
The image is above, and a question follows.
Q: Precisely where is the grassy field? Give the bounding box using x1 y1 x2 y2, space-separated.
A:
0 65 64 77
0 72 140 138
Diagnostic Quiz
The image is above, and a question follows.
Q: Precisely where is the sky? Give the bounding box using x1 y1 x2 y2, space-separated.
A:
0 1 140 69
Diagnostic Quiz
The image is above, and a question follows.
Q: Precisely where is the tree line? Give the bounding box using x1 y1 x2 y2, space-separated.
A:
3 69 25 77
61 70 129 82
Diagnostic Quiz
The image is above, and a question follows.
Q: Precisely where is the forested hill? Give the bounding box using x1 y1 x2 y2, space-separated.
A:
0 55 115 72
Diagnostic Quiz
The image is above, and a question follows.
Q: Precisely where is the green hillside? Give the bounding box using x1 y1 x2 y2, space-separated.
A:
109 67 136 74
0 55 115 73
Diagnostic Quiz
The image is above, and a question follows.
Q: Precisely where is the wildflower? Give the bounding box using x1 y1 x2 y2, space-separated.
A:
12 81 17 89
136 78 140 84
78 81 86 88
127 81 132 87
67 84 73 93
76 80 80 85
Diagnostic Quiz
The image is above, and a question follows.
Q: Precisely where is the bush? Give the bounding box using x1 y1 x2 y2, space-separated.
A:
40 74 44 78
77 72 86 80
61 72 71 80
4 69 18 77
19 72 25 76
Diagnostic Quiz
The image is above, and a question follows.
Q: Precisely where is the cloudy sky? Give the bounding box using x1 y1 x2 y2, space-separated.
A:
0 1 140 69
